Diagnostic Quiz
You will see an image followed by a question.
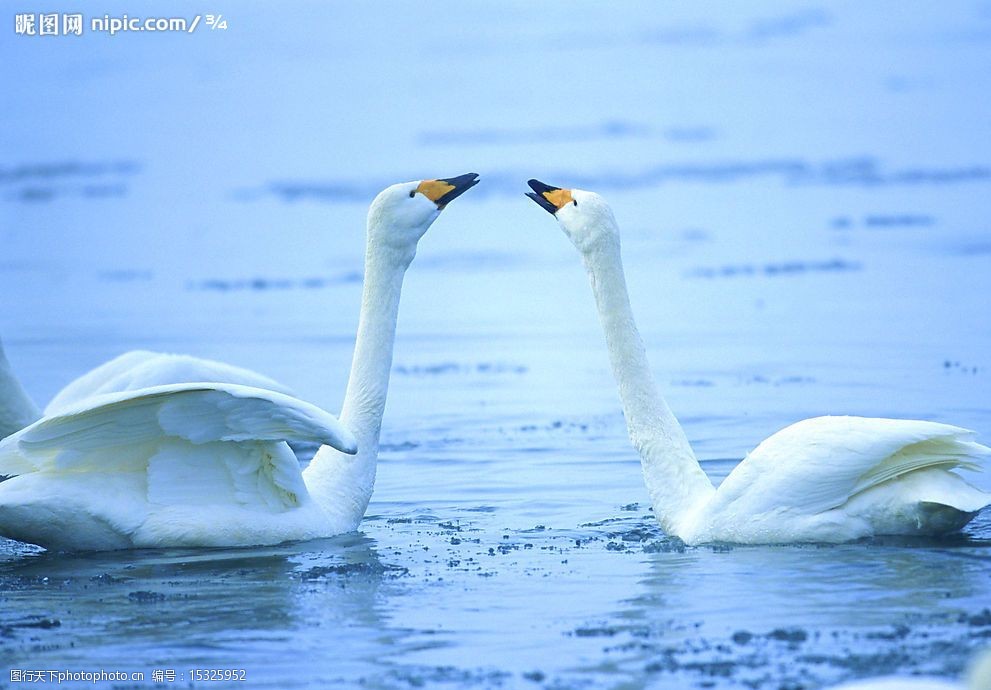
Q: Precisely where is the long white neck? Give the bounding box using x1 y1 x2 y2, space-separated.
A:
0 338 41 440
580 237 714 536
303 238 413 530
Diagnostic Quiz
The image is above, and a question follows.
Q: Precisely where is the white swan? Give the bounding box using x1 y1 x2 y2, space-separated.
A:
526 179 990 544
2 173 476 434
0 173 479 550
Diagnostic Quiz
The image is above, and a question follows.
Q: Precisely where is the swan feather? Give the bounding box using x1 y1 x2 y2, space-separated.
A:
2 383 356 473
45 351 295 415
710 416 987 518
0 383 356 549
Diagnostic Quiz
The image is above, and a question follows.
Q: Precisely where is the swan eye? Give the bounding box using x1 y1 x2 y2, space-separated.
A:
409 191 416 198
573 200 578 206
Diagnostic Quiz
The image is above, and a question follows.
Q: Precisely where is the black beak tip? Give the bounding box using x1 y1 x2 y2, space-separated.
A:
525 180 561 215
527 178 559 195
436 173 481 207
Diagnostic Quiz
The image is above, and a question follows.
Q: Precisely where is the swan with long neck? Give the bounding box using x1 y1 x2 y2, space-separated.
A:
303 173 480 529
0 174 479 550
526 179 989 544
1 178 480 427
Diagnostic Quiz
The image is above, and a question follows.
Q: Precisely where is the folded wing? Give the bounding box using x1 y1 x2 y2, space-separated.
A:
711 416 990 517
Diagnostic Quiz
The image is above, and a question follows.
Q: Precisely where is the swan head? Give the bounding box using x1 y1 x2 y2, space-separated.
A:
526 179 619 254
368 173 479 257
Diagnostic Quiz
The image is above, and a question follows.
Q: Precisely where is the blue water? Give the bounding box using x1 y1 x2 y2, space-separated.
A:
2 2 991 688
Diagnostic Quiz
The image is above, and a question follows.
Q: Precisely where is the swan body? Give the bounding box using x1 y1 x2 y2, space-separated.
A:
0 173 479 550
526 179 990 545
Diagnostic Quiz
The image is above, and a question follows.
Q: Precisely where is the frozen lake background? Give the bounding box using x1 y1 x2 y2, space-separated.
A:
2 1 991 688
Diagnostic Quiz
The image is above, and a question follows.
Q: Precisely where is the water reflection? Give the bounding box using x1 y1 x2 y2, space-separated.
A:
0 534 413 683
593 538 991 687
2 1 990 687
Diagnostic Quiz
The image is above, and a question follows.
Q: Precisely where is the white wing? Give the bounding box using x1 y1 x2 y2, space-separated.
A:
47 350 294 414
709 416 990 517
0 384 356 549
0 383 357 550
5 382 356 474
2 382 355 496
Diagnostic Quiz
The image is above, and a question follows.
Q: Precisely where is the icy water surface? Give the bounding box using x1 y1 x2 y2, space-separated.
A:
2 1 991 688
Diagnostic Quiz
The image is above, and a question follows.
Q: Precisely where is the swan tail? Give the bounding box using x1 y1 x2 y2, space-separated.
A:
844 434 991 531
845 466 990 536
917 467 989 513
850 434 990 505
715 417 991 525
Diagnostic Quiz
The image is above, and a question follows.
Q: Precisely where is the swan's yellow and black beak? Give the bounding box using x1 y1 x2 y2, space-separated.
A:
416 173 480 209
526 179 574 215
